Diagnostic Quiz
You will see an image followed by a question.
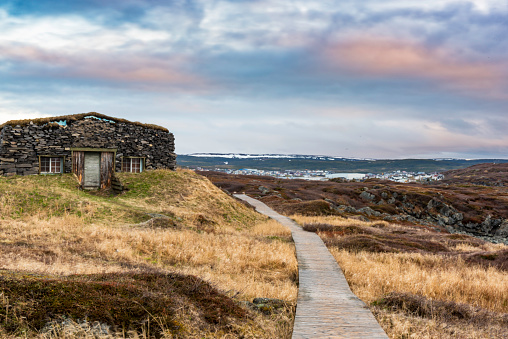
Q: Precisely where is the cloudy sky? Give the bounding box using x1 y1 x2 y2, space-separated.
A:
1 0 507 158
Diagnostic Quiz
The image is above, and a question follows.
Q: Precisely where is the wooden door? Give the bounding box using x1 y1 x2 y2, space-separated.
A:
84 152 101 188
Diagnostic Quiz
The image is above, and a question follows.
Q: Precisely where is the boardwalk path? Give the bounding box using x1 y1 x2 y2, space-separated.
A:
234 194 388 339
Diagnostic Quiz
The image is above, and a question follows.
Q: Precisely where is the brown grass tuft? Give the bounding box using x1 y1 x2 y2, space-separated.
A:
373 292 508 326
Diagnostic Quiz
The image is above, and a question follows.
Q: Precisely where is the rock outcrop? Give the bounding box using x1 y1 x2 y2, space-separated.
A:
329 190 507 243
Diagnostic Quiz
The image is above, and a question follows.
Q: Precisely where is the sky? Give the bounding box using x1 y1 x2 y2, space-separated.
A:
0 0 507 159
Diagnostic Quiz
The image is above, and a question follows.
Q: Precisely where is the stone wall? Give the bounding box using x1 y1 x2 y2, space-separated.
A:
0 116 176 176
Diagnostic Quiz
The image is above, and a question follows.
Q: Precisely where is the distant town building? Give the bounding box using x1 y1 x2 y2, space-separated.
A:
197 167 443 183
326 173 366 180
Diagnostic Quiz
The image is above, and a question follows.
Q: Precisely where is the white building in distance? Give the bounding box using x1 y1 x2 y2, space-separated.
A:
326 173 366 180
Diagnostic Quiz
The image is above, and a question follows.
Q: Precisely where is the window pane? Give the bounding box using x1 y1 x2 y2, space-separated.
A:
122 158 130 172
40 157 62 173
132 158 141 173
51 157 61 173
41 158 50 173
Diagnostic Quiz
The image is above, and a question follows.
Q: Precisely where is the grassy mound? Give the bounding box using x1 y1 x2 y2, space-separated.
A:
0 270 252 337
0 169 261 228
373 292 508 326
372 292 508 337
0 170 298 338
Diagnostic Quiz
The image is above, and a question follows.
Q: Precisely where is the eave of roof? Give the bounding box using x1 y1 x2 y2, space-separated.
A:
0 112 169 133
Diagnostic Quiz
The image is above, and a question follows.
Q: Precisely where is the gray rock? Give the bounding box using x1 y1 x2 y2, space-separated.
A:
359 191 375 201
324 198 336 205
340 205 358 213
495 221 508 237
357 207 382 217
350 215 370 222
249 298 288 314
258 186 270 195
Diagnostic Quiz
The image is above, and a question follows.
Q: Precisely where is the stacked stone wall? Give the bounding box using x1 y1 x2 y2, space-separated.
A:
0 117 176 176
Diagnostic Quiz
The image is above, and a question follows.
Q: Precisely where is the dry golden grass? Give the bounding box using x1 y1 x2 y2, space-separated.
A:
291 214 389 228
292 215 508 313
330 249 507 313
252 219 292 237
452 241 505 252
373 308 507 339
0 216 297 303
291 214 508 338
0 170 298 338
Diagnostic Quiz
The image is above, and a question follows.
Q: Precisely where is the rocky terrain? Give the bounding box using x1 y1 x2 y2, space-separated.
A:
201 163 508 338
200 163 508 244
441 162 508 187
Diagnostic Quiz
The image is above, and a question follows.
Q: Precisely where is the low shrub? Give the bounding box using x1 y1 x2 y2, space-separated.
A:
0 271 247 337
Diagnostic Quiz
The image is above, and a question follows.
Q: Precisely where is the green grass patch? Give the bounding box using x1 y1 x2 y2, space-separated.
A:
0 170 261 229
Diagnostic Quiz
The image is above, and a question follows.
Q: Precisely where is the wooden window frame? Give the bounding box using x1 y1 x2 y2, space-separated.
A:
39 156 65 174
121 157 145 173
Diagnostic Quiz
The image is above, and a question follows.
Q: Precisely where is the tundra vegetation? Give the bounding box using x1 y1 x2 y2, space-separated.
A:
293 216 508 339
203 166 508 339
0 169 297 338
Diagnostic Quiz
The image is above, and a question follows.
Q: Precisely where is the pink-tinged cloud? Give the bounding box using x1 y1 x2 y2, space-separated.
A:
322 38 507 98
0 43 208 91
0 44 68 64
72 56 203 88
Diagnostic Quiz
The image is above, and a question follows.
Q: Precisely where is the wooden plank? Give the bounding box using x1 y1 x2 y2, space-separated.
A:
100 152 114 189
70 147 117 152
72 151 84 186
234 194 388 339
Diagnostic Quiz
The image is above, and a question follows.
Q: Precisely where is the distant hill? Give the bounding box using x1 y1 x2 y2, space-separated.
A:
442 163 508 186
200 163 508 240
178 153 508 173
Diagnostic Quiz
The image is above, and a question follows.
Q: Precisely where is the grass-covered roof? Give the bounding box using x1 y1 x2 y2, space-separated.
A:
0 112 169 133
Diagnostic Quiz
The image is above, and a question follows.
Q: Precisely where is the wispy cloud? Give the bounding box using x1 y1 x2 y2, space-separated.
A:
321 37 507 98
0 43 207 91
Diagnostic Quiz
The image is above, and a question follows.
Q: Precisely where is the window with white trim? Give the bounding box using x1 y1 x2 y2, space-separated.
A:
40 157 63 174
122 157 143 173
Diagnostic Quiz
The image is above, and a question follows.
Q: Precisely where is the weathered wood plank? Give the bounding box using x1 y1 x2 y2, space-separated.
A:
100 151 114 189
72 151 84 186
84 152 100 188
234 194 388 339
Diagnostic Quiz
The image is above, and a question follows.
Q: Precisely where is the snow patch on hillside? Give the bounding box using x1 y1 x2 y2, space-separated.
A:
184 153 377 161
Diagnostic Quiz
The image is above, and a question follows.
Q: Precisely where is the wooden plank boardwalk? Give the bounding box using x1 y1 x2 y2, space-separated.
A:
234 194 388 339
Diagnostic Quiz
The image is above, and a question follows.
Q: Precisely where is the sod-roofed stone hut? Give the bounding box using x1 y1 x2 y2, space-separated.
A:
0 112 176 189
